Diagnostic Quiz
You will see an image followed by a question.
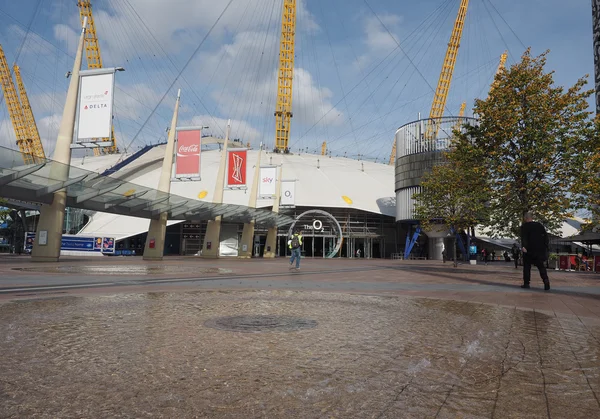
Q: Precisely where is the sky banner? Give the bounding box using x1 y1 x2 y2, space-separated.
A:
259 166 277 198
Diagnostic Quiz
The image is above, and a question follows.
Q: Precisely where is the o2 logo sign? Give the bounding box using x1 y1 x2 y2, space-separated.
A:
303 219 323 231
287 210 343 258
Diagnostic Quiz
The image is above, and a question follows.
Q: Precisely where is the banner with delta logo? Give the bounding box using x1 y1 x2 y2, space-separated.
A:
259 166 277 198
76 70 115 142
174 128 201 180
226 149 247 188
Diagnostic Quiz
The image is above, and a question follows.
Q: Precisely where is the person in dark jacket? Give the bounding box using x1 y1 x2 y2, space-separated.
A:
511 243 520 269
520 212 550 290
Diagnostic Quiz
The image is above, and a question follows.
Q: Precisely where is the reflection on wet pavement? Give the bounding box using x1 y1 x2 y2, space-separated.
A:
1 291 599 418
11 265 232 275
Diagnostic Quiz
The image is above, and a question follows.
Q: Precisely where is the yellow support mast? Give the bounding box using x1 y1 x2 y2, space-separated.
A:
490 50 508 92
0 44 35 164
78 0 117 155
321 141 326 156
425 0 469 139
389 141 396 166
14 65 45 160
274 0 296 151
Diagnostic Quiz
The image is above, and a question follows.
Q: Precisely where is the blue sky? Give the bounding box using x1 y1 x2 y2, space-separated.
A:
0 0 595 162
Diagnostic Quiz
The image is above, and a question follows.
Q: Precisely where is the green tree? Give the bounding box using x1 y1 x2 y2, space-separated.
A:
571 118 600 231
412 135 490 265
459 49 596 237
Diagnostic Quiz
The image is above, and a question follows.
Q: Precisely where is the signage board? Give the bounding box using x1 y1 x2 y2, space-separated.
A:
25 233 115 254
281 180 295 207
226 149 247 188
559 255 569 270
174 128 202 180
259 166 277 198
595 255 600 273
76 70 115 141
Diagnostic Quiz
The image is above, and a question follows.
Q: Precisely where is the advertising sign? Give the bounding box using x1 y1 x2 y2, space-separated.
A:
175 128 201 180
259 166 277 198
226 149 247 188
281 180 296 207
102 237 115 253
25 233 115 254
559 255 569 270
76 70 115 141
595 255 600 273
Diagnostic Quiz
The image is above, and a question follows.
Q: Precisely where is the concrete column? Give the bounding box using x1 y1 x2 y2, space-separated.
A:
31 20 87 262
201 120 231 258
264 165 282 258
428 237 444 261
238 147 262 258
143 90 181 260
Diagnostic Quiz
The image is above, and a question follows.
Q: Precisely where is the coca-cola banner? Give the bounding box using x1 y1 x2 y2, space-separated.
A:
226 149 247 188
175 129 201 180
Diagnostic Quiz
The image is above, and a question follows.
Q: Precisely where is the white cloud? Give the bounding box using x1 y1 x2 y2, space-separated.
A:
60 0 319 64
5 25 57 57
113 83 164 121
199 30 343 128
364 14 402 52
53 24 80 55
29 91 67 117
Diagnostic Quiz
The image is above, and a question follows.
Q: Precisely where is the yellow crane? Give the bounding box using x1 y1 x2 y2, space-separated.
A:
78 0 117 155
274 0 296 151
425 0 469 139
0 44 44 165
14 64 45 160
390 0 469 165
490 50 508 92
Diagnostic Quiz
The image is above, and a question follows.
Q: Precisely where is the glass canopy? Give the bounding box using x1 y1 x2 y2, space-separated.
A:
0 146 294 227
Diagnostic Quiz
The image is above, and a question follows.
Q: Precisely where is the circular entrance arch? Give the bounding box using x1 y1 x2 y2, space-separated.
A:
287 210 343 258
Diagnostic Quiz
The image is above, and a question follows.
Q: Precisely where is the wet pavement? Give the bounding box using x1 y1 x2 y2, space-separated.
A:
1 257 600 417
2 291 600 418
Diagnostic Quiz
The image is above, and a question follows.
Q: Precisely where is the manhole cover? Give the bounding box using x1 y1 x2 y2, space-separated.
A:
204 315 318 333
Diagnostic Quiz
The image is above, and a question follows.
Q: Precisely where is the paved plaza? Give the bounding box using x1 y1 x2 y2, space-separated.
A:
1 256 599 418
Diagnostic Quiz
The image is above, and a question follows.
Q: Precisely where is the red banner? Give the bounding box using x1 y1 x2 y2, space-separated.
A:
227 149 247 187
595 256 600 273
559 255 569 270
175 129 201 178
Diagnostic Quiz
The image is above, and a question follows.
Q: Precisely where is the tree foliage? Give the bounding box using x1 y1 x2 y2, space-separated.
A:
457 49 596 237
571 118 600 231
412 135 490 234
0 199 10 223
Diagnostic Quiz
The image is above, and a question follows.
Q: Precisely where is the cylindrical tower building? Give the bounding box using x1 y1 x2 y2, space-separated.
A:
394 116 478 259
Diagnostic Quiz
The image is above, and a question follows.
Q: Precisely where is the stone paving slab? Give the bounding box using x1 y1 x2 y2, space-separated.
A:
1 256 599 320
1 290 599 418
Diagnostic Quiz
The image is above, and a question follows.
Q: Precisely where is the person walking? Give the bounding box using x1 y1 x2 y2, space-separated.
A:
511 243 520 269
520 212 550 290
288 229 303 270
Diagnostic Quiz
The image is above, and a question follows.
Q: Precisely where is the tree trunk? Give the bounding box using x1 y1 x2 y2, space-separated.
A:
453 233 458 267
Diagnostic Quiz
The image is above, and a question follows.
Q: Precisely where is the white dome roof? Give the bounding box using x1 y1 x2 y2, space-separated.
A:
73 146 396 239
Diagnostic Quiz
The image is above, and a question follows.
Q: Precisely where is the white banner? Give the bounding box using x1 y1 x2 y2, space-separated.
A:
259 166 277 198
76 71 115 141
281 180 295 206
